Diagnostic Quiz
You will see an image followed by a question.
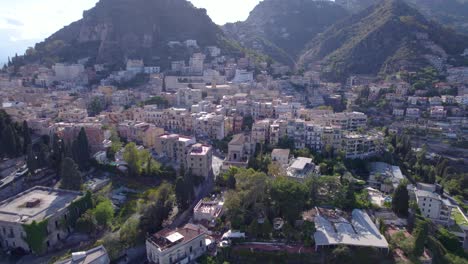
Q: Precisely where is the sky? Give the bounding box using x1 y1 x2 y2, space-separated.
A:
0 0 262 65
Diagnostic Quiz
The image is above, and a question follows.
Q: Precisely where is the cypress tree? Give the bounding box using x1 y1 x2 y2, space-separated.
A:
3 125 17 157
26 145 38 173
392 183 409 216
60 157 82 190
22 120 31 154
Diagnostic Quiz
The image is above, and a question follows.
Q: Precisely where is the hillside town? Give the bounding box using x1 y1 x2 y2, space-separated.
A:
0 35 466 264
0 0 468 263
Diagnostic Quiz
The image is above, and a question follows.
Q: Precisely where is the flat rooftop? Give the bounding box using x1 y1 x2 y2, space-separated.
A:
149 224 206 251
290 157 313 170
0 186 82 224
56 245 109 264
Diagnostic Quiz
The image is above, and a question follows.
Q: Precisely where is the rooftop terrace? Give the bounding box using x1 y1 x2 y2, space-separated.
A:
0 186 82 224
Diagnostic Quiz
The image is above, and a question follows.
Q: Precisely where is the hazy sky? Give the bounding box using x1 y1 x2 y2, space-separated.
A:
0 0 261 64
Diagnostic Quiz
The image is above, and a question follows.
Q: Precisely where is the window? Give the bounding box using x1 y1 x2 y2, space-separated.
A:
200 240 203 247
46 241 50 248
55 221 59 228
190 246 193 253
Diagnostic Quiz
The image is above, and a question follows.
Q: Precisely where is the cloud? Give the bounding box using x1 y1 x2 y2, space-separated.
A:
5 18 23 27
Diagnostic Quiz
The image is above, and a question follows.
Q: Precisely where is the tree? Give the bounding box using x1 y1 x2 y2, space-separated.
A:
50 134 65 173
26 145 38 173
332 245 353 263
123 143 140 176
436 227 463 255
75 211 98 234
392 183 409 216
175 176 190 210
242 115 254 131
139 183 174 234
60 157 82 190
72 128 90 170
22 121 31 154
270 177 308 224
87 97 104 116
413 219 429 257
107 130 122 161
93 199 114 227
120 216 141 246
2 125 18 157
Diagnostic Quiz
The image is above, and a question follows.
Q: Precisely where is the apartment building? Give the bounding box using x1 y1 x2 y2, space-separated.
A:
252 119 271 144
118 121 165 149
341 133 382 159
0 187 87 254
414 183 455 226
187 144 213 179
58 108 88 122
55 122 105 154
146 224 208 264
326 112 367 132
155 134 212 177
155 134 196 166
191 112 225 140
269 120 286 146
176 88 203 107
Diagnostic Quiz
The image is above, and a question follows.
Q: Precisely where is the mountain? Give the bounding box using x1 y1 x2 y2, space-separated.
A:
336 0 468 34
298 0 468 82
223 0 349 65
407 0 468 34
25 0 238 68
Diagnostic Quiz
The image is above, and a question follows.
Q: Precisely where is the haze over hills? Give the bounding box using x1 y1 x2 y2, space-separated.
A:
223 0 349 65
23 0 242 68
298 0 468 82
336 0 468 34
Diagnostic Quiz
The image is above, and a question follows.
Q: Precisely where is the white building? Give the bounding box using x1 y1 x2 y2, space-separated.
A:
314 208 389 251
368 162 405 193
232 70 254 84
193 198 224 223
271 149 290 165
53 63 86 82
146 224 208 264
56 245 110 264
414 183 455 226
126 59 144 73
287 157 316 181
189 53 205 75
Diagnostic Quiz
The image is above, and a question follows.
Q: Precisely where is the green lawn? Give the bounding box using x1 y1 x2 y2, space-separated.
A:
452 208 468 226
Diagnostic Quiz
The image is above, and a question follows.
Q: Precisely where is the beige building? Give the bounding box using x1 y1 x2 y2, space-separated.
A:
271 149 290 165
341 133 382 159
251 119 271 144
155 135 213 177
58 108 88 122
222 133 255 170
118 121 165 149
187 144 213 179
155 134 196 166
191 113 225 140
0 187 87 254
146 224 208 264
